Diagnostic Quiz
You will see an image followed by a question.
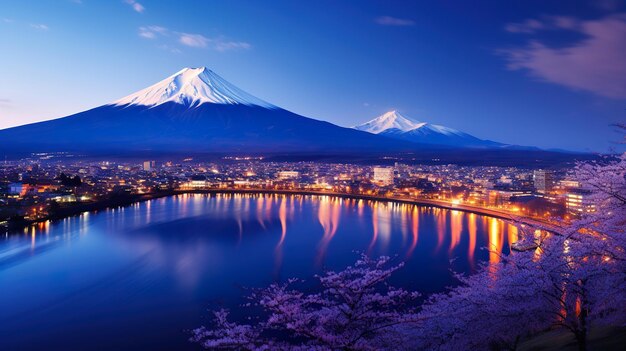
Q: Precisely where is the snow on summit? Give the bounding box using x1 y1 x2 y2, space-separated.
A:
113 67 276 108
354 110 462 136
354 110 423 134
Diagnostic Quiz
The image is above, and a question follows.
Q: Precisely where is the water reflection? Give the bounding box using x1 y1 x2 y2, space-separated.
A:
436 208 446 251
316 196 341 265
1 193 526 351
449 211 463 253
256 196 266 229
278 196 288 248
488 217 503 264
468 214 477 267
406 206 419 258
369 202 379 253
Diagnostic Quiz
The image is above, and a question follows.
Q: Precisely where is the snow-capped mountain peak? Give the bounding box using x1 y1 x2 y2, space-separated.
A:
354 110 511 148
112 67 276 109
354 110 424 134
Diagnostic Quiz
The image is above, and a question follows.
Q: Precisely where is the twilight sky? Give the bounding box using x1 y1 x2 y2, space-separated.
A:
0 0 625 152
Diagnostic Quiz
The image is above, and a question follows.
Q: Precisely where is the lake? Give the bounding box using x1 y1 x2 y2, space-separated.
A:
0 193 520 350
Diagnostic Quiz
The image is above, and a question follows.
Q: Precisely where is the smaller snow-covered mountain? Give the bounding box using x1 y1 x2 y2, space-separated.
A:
354 110 422 134
355 111 512 149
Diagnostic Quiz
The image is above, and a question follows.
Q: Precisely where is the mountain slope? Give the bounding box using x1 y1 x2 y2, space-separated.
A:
0 68 422 156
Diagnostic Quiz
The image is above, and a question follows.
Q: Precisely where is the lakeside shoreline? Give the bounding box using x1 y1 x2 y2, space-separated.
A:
3 188 561 234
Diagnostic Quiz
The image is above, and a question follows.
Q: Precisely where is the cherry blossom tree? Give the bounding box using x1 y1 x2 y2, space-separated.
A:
417 254 555 350
190 255 421 350
418 151 625 351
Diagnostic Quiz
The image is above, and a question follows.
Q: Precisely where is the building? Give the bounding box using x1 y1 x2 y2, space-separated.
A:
486 189 531 207
373 167 394 186
9 183 25 195
565 188 594 215
189 175 208 189
143 160 156 171
277 171 299 180
533 169 554 194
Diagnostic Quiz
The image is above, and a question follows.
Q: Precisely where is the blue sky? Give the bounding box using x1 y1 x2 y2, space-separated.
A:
0 0 624 152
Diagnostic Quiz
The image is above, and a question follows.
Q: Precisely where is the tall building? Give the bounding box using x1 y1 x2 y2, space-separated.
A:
533 169 554 194
143 160 156 171
373 167 394 186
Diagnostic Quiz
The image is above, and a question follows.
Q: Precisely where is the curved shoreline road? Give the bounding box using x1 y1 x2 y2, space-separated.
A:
176 189 564 234
7 188 563 235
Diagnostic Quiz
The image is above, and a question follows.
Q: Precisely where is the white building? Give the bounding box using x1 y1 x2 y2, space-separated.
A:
373 167 394 186
277 171 299 180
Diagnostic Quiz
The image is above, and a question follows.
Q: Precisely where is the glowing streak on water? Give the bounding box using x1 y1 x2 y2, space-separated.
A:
449 210 462 253
468 213 477 267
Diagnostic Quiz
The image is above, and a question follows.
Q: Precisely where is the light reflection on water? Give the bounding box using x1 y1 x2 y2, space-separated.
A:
0 193 523 351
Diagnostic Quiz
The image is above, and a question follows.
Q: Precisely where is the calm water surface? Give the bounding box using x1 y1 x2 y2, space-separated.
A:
0 193 520 350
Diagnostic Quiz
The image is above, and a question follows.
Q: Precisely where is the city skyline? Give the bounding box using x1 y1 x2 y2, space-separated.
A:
1 0 625 152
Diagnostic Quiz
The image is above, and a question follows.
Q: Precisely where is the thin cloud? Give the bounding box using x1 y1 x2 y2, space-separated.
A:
500 13 626 99
179 33 209 47
212 38 251 52
139 26 167 39
138 25 250 52
505 16 579 33
178 33 251 51
124 0 145 13
375 16 415 26
504 19 545 33
30 23 49 31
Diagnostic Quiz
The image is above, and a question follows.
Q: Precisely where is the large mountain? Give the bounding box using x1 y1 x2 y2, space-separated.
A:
0 68 583 165
355 111 522 149
0 68 420 156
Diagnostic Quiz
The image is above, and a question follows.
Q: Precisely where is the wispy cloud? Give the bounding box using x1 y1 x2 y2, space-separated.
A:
504 19 546 33
30 23 49 31
375 16 415 27
179 33 250 51
213 39 251 52
138 25 251 52
139 25 167 39
505 16 579 33
2 18 14 23
124 0 145 13
500 13 626 99
178 33 208 47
